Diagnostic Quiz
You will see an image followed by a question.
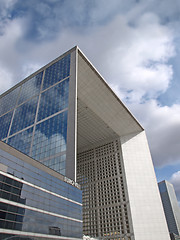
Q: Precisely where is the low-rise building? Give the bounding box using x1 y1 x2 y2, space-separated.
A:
0 141 82 239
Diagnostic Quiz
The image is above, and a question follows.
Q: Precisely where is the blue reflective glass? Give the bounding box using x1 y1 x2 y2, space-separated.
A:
0 86 20 116
0 111 13 140
31 111 67 161
18 72 43 104
0 146 82 203
38 78 69 121
10 96 38 135
7 127 33 155
158 182 167 193
43 154 66 175
43 54 70 90
0 168 82 238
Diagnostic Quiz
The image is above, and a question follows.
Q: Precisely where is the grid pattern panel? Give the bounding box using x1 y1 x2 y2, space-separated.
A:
77 139 133 240
7 127 33 155
0 149 82 238
38 78 69 121
10 96 39 135
0 54 71 176
32 111 68 175
0 86 20 116
43 54 70 90
43 154 66 176
18 72 43 105
0 111 13 140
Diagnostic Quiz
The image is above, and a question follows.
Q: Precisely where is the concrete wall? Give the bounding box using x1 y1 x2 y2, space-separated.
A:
66 49 77 181
121 131 170 240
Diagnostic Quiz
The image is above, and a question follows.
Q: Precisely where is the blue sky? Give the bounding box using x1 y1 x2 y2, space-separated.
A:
0 0 180 202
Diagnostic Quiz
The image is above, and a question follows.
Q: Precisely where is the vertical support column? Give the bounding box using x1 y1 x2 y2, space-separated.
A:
120 131 170 240
66 48 78 181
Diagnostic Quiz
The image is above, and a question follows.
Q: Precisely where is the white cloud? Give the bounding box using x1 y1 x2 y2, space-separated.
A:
128 100 180 167
0 18 25 94
91 13 175 103
0 0 17 18
0 65 13 93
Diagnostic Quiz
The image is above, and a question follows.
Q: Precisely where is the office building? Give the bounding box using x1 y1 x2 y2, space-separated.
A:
159 180 180 237
0 141 82 239
0 46 170 239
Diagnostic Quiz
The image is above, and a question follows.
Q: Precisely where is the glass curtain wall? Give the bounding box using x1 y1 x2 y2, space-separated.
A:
0 54 70 176
0 145 82 239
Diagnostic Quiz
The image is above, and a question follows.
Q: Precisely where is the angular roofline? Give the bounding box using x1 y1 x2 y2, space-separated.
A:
76 46 144 131
0 46 78 99
0 45 143 130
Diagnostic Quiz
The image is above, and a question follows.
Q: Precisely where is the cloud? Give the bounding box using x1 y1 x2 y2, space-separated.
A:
0 17 43 94
0 18 24 93
0 65 13 93
92 12 175 103
170 171 180 202
0 0 17 18
129 100 180 167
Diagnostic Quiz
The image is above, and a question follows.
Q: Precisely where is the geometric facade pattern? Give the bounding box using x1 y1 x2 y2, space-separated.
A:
0 55 70 175
77 138 133 238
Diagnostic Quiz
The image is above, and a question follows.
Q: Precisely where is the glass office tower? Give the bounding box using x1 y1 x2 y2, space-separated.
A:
0 46 171 240
159 180 180 237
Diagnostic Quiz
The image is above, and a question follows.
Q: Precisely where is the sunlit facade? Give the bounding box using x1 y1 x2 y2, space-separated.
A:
0 46 171 240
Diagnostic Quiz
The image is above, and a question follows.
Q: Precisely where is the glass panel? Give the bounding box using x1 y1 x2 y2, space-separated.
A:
38 78 69 121
18 72 43 104
43 54 70 90
0 86 20 116
10 96 38 135
7 127 33 155
0 170 82 238
43 154 66 175
0 111 13 140
32 111 67 162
